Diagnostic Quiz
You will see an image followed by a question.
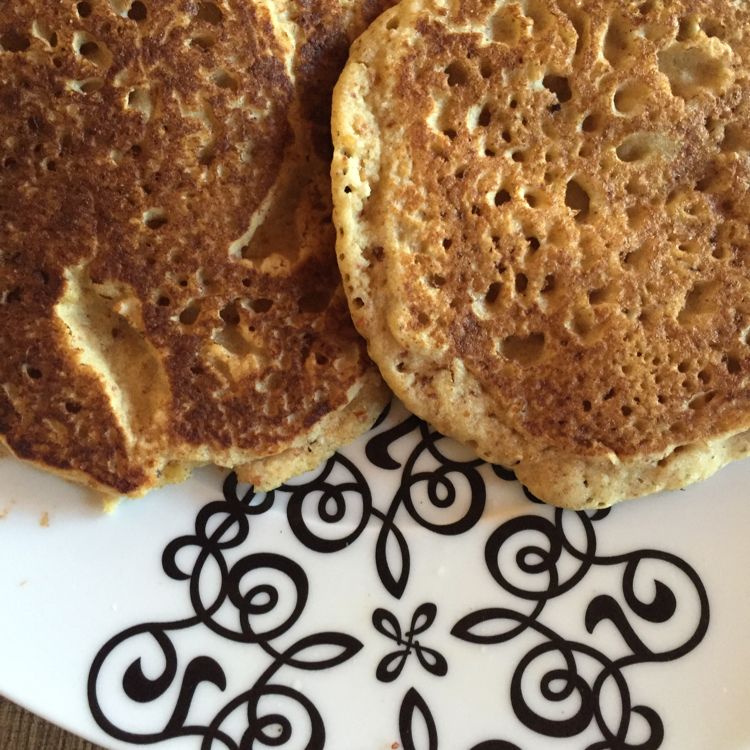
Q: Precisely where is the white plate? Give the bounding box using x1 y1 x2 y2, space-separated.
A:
1 401 749 750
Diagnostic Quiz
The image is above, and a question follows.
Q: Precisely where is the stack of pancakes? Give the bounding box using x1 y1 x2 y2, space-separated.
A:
332 0 750 508
3 0 750 508
0 0 392 498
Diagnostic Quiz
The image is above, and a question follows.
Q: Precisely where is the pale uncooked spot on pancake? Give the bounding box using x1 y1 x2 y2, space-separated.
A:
333 0 750 508
0 0 393 499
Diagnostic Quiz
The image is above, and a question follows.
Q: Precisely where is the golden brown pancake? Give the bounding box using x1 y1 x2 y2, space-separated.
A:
333 0 750 508
0 0 393 498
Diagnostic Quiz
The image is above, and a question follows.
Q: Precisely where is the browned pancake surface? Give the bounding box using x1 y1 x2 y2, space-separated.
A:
0 0 392 496
333 0 750 507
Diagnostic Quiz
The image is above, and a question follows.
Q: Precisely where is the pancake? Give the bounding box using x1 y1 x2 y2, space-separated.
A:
0 0 393 499
332 0 750 508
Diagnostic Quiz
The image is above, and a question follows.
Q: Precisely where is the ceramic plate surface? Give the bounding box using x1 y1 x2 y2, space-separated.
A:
0 401 749 750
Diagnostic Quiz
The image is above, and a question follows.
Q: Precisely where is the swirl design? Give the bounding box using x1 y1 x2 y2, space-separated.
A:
88 473 361 749
88 405 711 750
452 508 709 749
280 405 501 598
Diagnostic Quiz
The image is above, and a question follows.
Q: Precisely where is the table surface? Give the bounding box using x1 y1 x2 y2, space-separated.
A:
0 697 104 749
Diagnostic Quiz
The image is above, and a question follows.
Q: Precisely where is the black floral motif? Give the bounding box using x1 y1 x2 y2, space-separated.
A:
372 603 447 682
87 405 711 750
399 688 438 750
88 473 362 749
280 410 502 598
452 508 709 749
397 688 521 750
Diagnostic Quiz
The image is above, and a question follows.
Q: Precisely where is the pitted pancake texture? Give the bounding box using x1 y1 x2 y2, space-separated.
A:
0 0 392 498
333 0 750 508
